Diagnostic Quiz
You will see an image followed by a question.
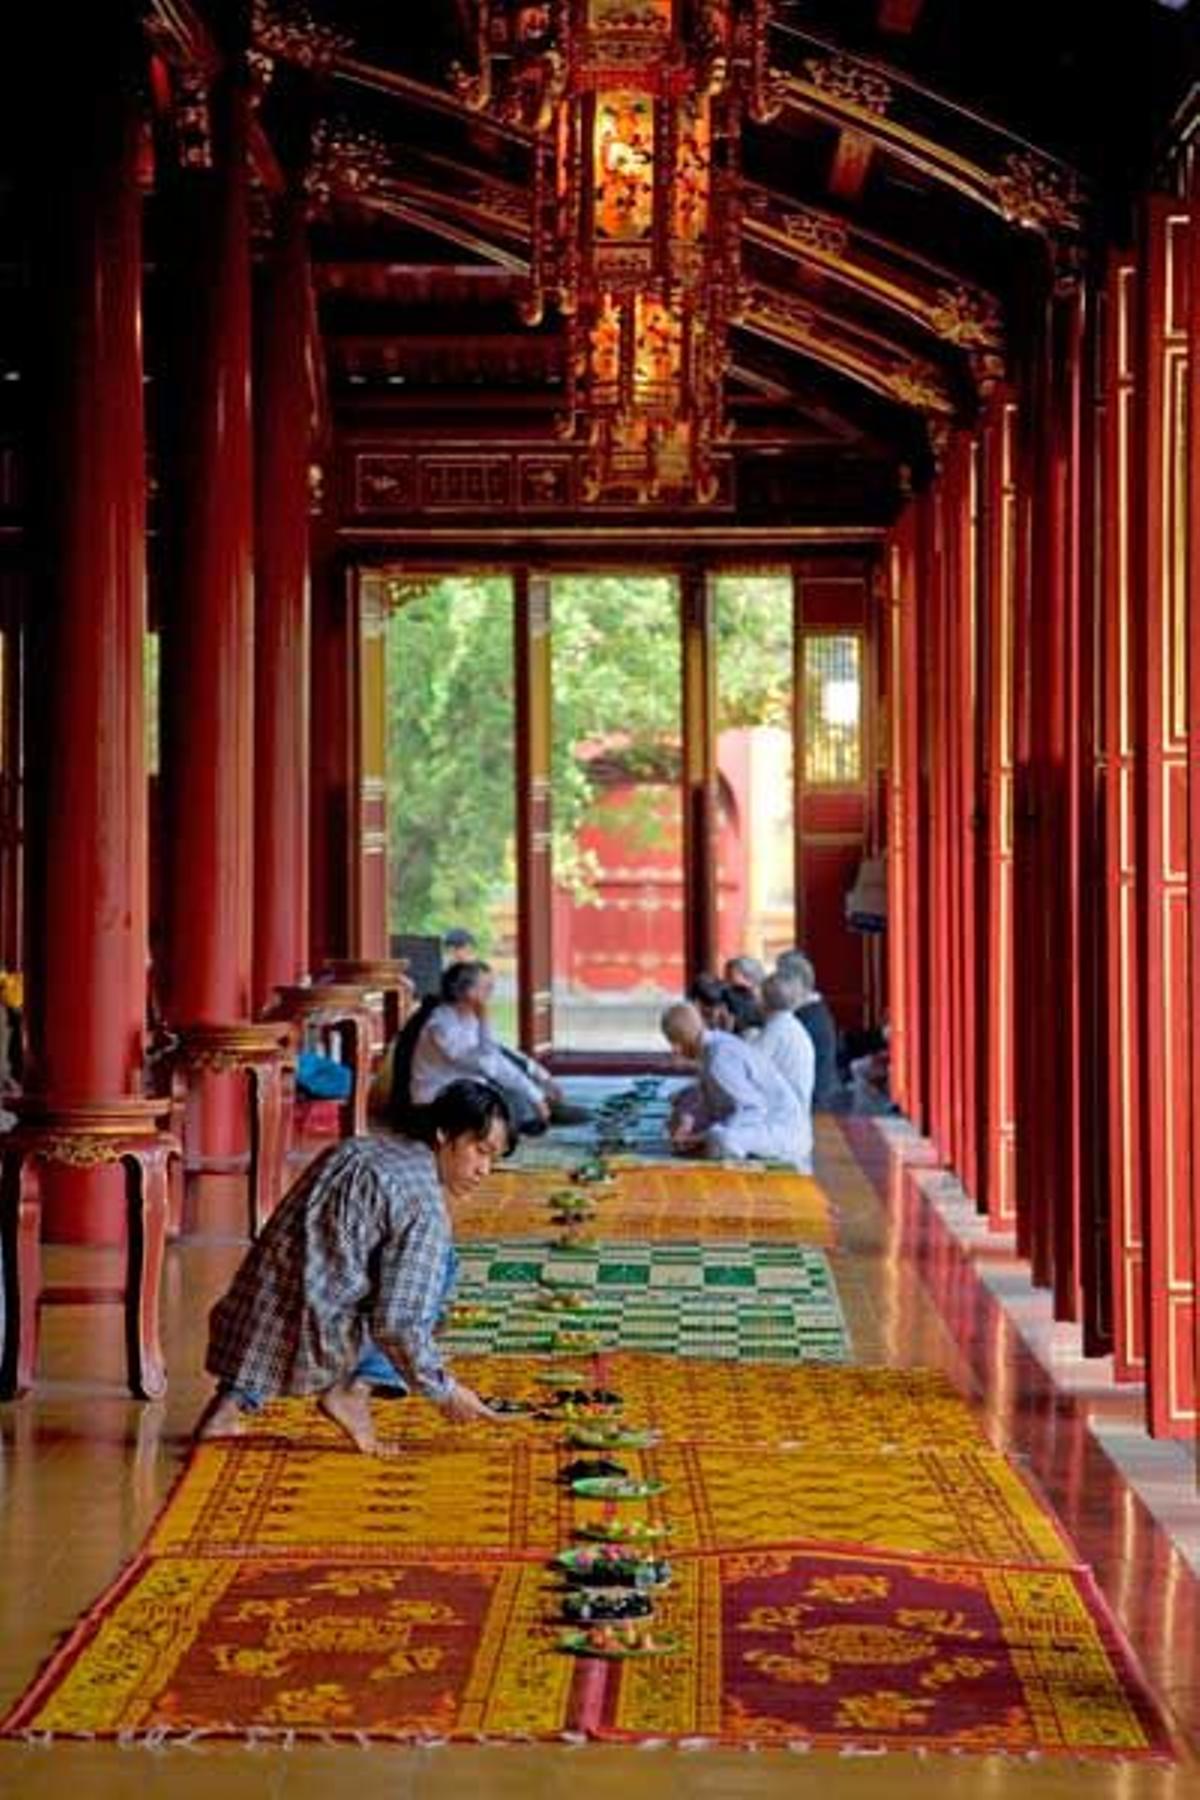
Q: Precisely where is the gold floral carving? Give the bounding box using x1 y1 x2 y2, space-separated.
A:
305 120 391 213
749 286 816 337
929 285 1002 349
889 368 951 413
782 208 851 258
252 0 352 72
184 1050 253 1075
172 68 213 171
37 1136 125 1169
994 152 1083 235
802 53 892 117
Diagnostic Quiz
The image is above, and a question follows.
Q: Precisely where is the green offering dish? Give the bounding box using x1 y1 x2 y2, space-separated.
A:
568 1424 658 1450
570 1476 666 1500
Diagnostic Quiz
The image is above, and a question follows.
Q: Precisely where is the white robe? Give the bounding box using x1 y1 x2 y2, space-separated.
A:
756 1011 815 1173
675 1028 809 1172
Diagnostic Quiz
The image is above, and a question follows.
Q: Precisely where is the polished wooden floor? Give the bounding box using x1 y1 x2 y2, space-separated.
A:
0 1120 1196 1797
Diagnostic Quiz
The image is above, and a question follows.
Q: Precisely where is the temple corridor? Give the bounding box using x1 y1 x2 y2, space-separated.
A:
0 1110 1196 1792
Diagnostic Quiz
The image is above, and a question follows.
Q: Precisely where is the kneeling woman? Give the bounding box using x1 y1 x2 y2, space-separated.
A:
197 1079 512 1454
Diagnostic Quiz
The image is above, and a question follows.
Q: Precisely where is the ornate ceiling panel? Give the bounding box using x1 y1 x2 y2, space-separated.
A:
130 0 1191 523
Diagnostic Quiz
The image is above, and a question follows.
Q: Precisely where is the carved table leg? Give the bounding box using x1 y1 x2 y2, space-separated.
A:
123 1146 171 1400
167 1065 188 1237
0 1149 39 1400
246 1060 287 1238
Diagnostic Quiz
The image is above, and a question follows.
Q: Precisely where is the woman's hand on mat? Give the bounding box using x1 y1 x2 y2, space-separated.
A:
438 1380 508 1424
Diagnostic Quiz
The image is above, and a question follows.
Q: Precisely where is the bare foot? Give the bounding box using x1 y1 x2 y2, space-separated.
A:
319 1381 400 1457
195 1393 247 1442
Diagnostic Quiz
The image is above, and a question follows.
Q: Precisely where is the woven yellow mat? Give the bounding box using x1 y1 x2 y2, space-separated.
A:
452 1164 834 1246
2 1359 1168 1757
150 1436 1071 1568
233 1358 989 1455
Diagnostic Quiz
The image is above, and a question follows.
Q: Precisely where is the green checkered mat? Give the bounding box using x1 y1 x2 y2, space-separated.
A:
456 1239 826 1292
440 1241 850 1363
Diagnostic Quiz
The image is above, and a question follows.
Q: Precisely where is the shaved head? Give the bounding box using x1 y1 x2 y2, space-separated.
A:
661 1001 705 1058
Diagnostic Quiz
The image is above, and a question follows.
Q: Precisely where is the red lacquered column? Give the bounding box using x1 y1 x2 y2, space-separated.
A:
309 540 356 973
158 71 255 1158
253 195 312 1012
24 30 148 1243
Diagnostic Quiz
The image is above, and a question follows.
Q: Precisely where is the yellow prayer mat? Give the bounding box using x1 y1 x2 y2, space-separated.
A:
452 1164 835 1245
150 1437 1072 1568
2 1361 1170 1756
234 1359 992 1456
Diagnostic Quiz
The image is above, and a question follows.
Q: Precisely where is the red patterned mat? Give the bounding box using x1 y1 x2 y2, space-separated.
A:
2 1542 1173 1758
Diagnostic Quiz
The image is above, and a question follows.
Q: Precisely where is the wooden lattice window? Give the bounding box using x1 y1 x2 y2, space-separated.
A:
802 632 862 786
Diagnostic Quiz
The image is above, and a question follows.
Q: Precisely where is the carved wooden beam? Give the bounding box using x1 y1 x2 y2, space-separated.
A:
740 282 956 418
143 0 283 190
741 184 1004 387
772 23 1085 242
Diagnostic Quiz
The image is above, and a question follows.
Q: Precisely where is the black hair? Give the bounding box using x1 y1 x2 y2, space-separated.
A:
440 959 491 1005
688 974 729 1010
407 1078 514 1155
385 994 439 1135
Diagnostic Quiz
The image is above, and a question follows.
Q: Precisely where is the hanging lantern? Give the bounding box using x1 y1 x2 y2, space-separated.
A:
454 0 778 505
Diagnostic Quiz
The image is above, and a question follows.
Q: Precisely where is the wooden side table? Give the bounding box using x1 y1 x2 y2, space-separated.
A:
168 1022 298 1238
0 1099 181 1400
324 958 415 1047
269 985 373 1138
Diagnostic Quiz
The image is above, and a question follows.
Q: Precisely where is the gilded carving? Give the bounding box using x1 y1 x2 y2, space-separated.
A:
994 152 1083 235
928 286 1002 349
252 0 352 71
748 286 816 337
306 120 391 213
173 68 213 171
38 1136 125 1169
802 53 892 117
356 455 417 513
889 368 951 413
781 208 851 258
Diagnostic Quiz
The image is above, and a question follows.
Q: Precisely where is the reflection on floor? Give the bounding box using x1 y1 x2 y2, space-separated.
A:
0 1116 1196 1795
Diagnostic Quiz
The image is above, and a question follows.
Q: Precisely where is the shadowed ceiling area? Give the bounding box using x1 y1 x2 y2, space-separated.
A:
31 2 1200 529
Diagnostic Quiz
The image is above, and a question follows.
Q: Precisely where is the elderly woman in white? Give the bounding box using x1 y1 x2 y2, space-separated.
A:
754 973 815 1174
660 1000 809 1172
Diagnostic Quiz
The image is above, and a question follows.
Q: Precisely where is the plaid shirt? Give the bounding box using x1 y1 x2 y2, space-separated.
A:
206 1135 453 1401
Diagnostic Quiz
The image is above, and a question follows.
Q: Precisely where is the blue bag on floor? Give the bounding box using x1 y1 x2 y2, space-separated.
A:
296 1049 353 1101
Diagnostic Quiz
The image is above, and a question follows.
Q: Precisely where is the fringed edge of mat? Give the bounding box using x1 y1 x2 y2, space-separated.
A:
0 1725 1177 1763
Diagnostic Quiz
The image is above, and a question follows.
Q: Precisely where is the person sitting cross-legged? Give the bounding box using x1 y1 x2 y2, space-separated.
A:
756 972 815 1174
196 1080 515 1456
660 999 807 1170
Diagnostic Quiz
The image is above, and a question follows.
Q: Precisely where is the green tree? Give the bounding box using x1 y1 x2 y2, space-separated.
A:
384 570 794 940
